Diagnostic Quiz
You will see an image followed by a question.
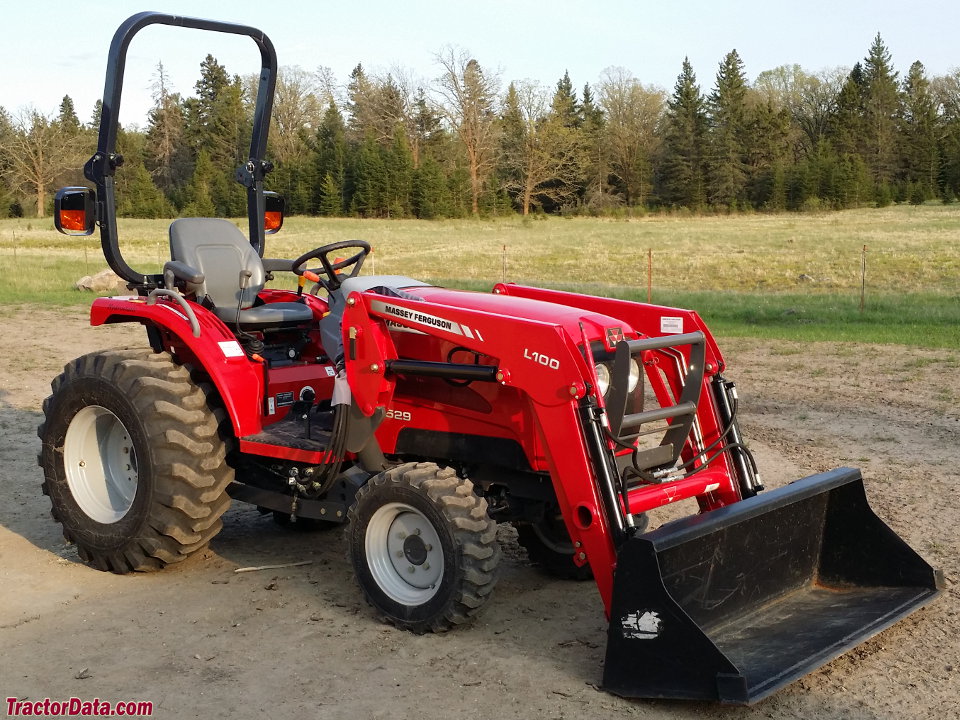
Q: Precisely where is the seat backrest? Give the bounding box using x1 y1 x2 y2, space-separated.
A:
169 218 264 310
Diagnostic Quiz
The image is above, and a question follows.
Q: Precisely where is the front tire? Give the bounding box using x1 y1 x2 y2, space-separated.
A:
38 350 233 573
347 463 499 633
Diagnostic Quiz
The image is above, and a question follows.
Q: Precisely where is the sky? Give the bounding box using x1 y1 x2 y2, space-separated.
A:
4 0 960 127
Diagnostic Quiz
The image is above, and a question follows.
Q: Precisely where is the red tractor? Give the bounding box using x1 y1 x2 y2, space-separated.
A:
41 13 941 704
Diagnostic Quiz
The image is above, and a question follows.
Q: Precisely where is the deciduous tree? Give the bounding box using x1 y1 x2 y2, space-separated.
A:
1 108 84 217
434 47 500 215
597 67 665 206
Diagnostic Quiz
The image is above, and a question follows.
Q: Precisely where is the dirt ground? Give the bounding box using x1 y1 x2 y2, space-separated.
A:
1 308 956 719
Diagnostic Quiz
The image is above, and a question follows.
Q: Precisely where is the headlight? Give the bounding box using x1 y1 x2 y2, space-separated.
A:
627 358 641 392
594 363 611 396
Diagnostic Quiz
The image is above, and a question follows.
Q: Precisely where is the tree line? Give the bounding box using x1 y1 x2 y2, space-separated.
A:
2 33 960 220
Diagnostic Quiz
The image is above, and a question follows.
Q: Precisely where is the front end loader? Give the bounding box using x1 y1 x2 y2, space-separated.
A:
40 12 942 704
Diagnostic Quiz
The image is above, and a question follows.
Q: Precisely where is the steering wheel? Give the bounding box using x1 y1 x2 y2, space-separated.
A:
292 240 371 293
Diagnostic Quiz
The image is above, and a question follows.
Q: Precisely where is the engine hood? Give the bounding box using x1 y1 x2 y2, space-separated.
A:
406 286 634 346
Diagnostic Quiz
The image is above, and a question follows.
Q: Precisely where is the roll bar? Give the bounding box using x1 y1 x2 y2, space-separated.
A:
83 12 278 287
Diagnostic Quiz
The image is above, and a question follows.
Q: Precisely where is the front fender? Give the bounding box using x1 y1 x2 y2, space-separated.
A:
90 296 265 437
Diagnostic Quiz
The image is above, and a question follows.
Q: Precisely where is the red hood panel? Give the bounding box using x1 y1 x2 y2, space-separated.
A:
407 286 632 340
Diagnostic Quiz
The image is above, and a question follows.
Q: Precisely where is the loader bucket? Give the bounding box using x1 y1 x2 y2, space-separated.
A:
603 467 942 704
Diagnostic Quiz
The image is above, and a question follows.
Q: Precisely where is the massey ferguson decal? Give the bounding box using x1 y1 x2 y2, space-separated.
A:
621 610 663 640
370 300 484 341
605 326 624 347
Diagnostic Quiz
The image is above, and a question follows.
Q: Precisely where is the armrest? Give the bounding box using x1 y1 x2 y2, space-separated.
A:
163 260 204 290
262 258 294 272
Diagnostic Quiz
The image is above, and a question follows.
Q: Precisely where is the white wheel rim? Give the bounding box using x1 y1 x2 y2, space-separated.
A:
63 405 139 524
365 502 444 605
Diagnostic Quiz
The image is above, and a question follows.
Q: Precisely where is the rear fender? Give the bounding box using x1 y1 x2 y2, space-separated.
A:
90 296 265 437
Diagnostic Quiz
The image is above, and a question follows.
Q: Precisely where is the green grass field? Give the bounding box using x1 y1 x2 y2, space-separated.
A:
1 205 958 348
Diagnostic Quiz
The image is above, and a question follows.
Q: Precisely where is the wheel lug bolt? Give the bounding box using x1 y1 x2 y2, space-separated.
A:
423 563 430 571
407 566 415 574
78 460 86 468
396 551 404 558
414 528 421 536
425 544 432 552
397 532 406 540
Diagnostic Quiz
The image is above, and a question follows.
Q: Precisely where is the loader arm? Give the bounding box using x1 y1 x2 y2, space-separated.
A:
342 289 629 609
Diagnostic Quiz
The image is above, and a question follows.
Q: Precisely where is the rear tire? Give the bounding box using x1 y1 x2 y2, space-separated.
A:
347 462 499 633
38 349 233 573
517 508 649 581
516 511 594 581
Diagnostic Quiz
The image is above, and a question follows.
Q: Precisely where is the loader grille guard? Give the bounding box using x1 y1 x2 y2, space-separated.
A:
603 333 762 524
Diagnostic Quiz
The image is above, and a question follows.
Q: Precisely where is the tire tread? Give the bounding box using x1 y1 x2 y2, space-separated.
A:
38 349 233 573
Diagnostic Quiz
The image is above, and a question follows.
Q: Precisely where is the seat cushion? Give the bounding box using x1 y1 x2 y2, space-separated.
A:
213 301 314 328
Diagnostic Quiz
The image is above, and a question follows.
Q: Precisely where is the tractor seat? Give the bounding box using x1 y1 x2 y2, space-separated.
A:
169 218 314 329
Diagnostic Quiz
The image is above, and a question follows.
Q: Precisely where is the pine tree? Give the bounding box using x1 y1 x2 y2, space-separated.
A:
862 34 901 188
899 61 938 199
547 72 587 207
579 83 608 209
384 126 413 217
411 155 450 218
145 61 186 196
183 55 249 215
89 100 103 130
346 63 374 141
270 159 314 215
349 133 386 216
181 149 217 217
659 57 707 209
0 107 16 216
116 159 174 218
56 96 81 134
312 100 347 215
411 88 441 169
744 97 791 208
185 55 230 154
551 71 581 129
498 82 526 209
831 64 866 157
317 172 344 216
706 50 749 208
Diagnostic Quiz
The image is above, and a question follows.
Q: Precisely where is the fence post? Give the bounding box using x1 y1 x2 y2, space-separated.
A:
502 245 507 283
860 244 867 313
647 248 652 303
